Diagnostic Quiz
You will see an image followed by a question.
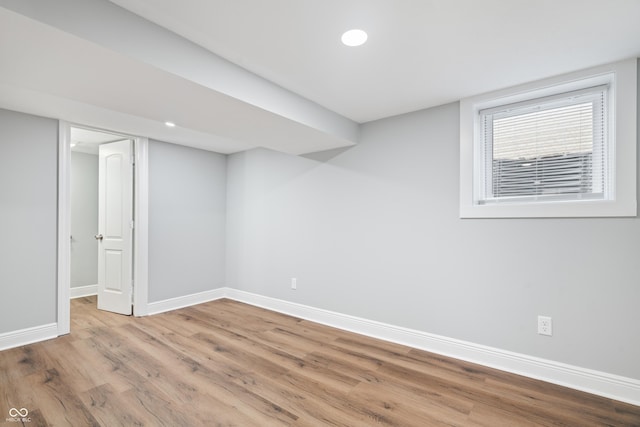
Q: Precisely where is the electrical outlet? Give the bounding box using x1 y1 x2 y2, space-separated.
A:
291 277 297 290
538 315 552 336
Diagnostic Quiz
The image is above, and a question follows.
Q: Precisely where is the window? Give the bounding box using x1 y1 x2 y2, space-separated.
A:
460 59 637 218
481 86 607 203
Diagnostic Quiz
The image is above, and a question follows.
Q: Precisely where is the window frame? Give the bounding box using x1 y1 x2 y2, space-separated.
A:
459 59 637 218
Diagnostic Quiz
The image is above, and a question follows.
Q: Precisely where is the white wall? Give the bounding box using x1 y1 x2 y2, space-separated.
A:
148 140 227 302
226 98 640 380
70 151 98 288
0 109 57 334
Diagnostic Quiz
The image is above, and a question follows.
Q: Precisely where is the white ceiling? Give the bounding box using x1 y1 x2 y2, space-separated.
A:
109 0 640 122
1 0 640 155
0 0 356 155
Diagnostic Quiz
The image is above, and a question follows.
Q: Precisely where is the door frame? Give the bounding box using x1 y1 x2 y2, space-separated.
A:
57 121 149 335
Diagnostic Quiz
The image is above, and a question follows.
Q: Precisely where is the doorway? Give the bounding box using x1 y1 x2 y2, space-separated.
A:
70 127 120 299
57 122 149 336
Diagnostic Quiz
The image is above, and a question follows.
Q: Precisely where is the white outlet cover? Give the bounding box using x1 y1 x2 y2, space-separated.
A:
538 315 553 336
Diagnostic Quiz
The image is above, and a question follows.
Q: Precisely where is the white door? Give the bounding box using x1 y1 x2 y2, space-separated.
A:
96 139 133 315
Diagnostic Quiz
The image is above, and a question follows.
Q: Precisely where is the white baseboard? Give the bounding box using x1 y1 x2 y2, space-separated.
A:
147 288 226 315
222 288 640 406
70 284 98 299
5 287 638 406
0 323 58 351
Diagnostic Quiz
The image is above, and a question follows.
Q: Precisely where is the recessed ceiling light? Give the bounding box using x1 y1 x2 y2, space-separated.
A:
341 29 368 47
165 121 176 127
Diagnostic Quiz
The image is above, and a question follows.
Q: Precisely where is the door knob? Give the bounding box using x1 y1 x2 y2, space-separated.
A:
94 234 103 241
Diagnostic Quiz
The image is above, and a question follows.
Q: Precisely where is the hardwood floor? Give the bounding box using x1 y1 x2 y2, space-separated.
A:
1 297 639 426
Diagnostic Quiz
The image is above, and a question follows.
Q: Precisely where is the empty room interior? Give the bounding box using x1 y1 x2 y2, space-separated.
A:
1 0 640 425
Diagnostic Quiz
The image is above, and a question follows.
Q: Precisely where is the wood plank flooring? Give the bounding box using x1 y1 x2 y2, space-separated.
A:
1 296 639 426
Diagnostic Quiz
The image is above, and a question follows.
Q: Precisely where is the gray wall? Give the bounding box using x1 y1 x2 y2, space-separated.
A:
148 140 227 302
1 68 638 387
70 151 98 288
226 99 640 379
0 109 58 334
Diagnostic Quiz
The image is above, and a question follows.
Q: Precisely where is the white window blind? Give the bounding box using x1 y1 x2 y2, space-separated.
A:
479 86 608 204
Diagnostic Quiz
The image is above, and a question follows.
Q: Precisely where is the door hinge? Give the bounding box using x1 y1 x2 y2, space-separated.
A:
130 220 135 229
